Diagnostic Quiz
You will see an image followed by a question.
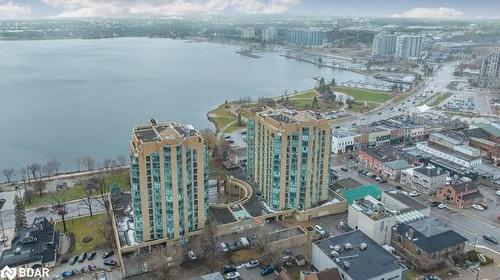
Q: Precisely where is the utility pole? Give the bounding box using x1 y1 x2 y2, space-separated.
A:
0 198 5 239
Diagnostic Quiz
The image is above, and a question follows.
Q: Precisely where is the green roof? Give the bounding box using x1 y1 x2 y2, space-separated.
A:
476 122 500 137
342 184 382 205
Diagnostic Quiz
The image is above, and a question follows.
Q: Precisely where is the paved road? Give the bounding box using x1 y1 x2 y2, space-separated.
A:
332 61 458 127
332 155 500 255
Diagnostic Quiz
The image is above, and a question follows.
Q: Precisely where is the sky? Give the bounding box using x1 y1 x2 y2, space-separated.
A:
0 0 499 19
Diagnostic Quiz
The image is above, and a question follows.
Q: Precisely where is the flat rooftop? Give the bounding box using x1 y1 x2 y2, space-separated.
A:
259 109 324 124
314 230 402 280
133 120 198 143
351 195 393 220
383 190 428 211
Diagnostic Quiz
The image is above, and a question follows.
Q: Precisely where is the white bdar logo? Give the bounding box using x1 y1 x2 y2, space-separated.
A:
0 266 16 280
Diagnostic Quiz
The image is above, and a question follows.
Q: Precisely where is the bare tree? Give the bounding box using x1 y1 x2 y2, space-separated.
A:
200 128 217 150
200 215 218 268
116 155 127 167
215 138 231 161
24 189 34 204
81 184 94 218
20 168 28 185
50 196 68 232
81 156 96 171
43 158 60 178
76 157 81 172
145 243 184 278
27 163 41 181
93 171 111 214
103 158 115 170
34 180 46 197
2 168 14 183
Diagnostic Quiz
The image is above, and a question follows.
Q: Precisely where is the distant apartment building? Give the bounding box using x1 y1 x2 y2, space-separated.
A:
400 166 447 194
130 120 209 242
262 27 277 43
372 32 398 56
241 27 256 39
247 109 331 211
287 28 324 48
478 51 500 88
395 35 423 59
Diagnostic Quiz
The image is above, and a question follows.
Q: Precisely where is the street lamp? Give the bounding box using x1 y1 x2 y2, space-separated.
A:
0 198 6 239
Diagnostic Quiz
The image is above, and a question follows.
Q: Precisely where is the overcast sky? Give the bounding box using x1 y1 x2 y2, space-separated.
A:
1 0 499 19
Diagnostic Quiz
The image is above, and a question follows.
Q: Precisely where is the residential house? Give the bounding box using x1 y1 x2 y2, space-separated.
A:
435 182 483 208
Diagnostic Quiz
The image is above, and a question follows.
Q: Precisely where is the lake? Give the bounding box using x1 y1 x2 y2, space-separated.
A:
0 37 381 172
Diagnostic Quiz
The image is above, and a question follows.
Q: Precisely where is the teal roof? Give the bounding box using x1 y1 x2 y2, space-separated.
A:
476 122 500 137
342 184 382 205
384 159 412 170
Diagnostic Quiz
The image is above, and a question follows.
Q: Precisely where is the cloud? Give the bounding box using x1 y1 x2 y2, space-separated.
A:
392 7 463 18
0 1 32 18
41 0 301 17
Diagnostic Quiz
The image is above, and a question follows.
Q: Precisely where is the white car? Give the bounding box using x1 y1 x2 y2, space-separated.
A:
225 271 240 279
496 190 500 197
437 203 447 209
409 191 421 197
314 225 326 236
471 204 485 211
0 235 7 242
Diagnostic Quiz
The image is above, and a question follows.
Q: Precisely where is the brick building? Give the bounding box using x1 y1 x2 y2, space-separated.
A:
435 182 484 208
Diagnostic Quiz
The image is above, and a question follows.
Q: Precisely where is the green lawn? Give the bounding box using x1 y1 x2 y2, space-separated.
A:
56 213 108 255
334 86 393 103
289 89 317 99
349 101 379 112
25 170 129 209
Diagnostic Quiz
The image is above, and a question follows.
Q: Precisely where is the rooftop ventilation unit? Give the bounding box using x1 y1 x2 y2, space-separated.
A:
360 243 368 251
333 245 341 251
343 261 351 269
344 242 353 250
335 258 341 263
330 251 340 258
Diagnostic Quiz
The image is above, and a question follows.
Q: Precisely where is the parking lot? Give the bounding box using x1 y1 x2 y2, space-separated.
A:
44 249 121 280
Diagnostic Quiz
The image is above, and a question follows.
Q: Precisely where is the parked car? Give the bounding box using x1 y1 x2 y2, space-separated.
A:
69 256 79 265
104 259 118 266
97 271 107 280
496 190 500 196
80 267 89 273
437 203 447 209
340 167 348 172
78 252 87 262
88 263 97 271
245 260 259 269
225 272 240 280
71 269 81 276
483 234 499 244
314 225 326 236
52 274 62 280
478 203 488 209
219 242 229 253
472 204 485 211
409 191 421 197
61 271 71 279
0 235 8 242
430 201 441 207
187 250 197 261
261 265 275 276
87 251 97 260
222 264 236 274
102 250 114 259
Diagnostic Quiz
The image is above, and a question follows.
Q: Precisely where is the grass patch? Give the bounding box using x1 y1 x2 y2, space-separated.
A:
289 89 317 99
334 86 392 103
428 92 453 106
56 213 108 255
26 170 129 209
349 101 379 112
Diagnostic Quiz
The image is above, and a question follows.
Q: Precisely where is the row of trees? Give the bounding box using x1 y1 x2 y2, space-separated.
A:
2 154 128 185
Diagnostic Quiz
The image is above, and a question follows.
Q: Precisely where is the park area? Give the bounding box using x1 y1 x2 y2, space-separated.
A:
56 213 109 255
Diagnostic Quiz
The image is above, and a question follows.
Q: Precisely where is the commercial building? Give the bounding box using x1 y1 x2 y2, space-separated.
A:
416 132 482 169
372 32 398 56
395 35 423 59
0 217 60 269
331 128 360 154
478 51 500 88
262 27 277 43
358 147 416 181
247 109 331 211
287 28 324 48
467 122 500 165
435 181 483 208
312 230 406 280
400 166 447 194
391 218 467 271
130 120 209 242
347 195 426 245
240 27 256 39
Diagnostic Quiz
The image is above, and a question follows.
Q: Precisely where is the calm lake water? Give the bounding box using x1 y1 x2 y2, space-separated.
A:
0 37 380 172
